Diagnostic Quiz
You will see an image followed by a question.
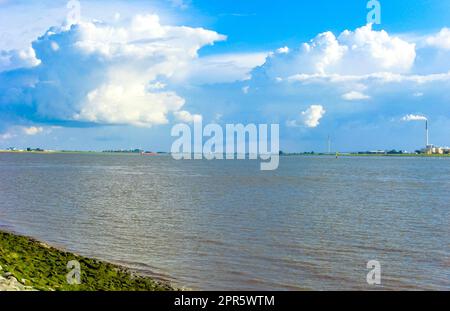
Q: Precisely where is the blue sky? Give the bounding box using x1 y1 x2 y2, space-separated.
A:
0 0 449 152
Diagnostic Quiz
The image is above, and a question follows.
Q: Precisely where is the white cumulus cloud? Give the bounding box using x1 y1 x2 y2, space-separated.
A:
0 47 41 72
342 91 370 101
425 28 450 50
254 24 416 80
288 105 326 128
173 110 202 123
74 83 186 127
23 126 44 135
0 14 225 127
276 46 290 54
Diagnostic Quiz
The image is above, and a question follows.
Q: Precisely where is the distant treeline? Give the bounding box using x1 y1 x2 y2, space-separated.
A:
102 149 144 153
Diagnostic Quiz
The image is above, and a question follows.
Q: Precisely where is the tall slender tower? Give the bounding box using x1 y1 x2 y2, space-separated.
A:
426 120 429 147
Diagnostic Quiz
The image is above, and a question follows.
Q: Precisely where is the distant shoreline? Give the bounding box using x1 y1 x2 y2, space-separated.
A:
0 150 146 155
1 150 449 158
282 153 450 158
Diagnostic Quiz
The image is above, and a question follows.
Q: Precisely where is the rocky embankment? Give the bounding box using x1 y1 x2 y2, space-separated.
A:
0 230 174 291
0 266 36 291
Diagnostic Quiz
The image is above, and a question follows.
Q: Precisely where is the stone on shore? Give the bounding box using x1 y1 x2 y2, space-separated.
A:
0 265 36 291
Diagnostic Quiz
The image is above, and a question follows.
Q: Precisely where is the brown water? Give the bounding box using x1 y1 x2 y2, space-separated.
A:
0 153 449 290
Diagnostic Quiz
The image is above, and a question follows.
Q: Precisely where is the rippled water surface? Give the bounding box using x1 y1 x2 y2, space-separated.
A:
0 153 449 290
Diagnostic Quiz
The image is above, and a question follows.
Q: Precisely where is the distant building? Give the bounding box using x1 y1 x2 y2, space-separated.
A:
421 145 450 155
434 147 444 155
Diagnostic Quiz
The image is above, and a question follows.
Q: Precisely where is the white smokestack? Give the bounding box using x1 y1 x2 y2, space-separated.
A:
402 114 429 148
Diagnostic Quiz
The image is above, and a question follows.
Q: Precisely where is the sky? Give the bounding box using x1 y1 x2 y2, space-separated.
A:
0 0 449 152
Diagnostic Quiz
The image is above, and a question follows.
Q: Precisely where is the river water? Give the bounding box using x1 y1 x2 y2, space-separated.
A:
0 153 448 290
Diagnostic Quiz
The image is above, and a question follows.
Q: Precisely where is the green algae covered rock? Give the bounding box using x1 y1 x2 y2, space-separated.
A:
0 231 174 291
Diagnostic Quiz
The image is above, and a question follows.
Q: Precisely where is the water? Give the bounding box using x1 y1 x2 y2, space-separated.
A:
0 153 449 290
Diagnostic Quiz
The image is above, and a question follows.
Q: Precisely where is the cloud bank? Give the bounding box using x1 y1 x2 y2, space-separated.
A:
0 14 225 129
239 24 450 138
254 24 416 81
